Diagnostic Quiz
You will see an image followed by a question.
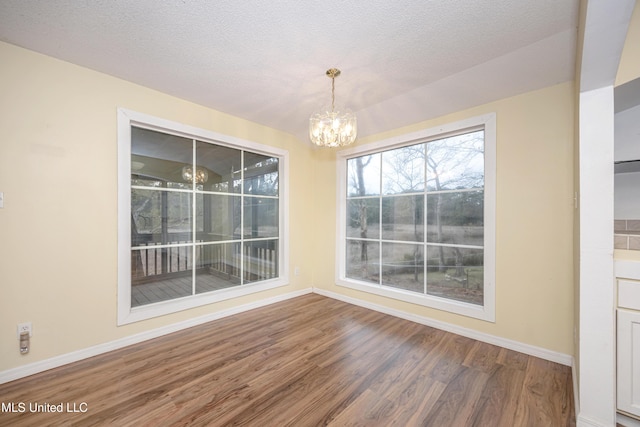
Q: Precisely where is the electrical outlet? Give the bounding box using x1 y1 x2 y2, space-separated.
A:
17 322 32 339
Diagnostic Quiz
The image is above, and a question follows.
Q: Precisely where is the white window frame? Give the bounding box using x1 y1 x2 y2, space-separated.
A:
336 113 496 322
117 108 289 325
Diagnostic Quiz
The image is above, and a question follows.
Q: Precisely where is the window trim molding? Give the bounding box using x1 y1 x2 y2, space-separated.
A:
117 108 289 325
335 113 496 322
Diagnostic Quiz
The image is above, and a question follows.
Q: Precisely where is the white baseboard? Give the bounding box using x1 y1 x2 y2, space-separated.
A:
576 409 640 427
617 413 640 427
577 414 617 427
0 288 312 384
573 358 580 423
1 286 575 385
314 287 573 366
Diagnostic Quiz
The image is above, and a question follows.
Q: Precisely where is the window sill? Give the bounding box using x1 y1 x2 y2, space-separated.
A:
118 278 289 325
335 277 495 322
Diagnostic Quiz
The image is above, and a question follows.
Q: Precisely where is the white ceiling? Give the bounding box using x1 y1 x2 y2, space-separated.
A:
0 0 579 143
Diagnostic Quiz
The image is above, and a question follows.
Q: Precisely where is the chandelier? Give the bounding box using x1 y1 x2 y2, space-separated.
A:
182 165 209 184
309 68 357 147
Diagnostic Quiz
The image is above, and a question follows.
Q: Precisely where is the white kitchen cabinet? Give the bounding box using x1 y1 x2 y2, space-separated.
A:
618 278 640 419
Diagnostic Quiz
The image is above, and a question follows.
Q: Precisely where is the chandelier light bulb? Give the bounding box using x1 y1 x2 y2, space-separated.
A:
182 165 209 184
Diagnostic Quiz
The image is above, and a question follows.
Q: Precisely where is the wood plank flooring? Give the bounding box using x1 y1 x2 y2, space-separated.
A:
0 294 575 426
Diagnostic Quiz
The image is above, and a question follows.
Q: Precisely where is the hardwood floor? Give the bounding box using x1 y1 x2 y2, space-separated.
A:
0 294 575 426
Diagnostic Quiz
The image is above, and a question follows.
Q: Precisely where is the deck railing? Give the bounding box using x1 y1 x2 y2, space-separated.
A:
132 238 277 285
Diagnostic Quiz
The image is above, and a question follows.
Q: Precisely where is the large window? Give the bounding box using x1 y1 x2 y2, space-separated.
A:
118 109 288 324
337 114 495 321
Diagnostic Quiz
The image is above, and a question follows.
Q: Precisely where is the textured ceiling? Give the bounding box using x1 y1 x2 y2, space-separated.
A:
0 0 579 143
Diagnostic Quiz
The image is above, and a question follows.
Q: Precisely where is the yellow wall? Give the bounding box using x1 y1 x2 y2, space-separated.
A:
312 82 575 356
616 0 640 86
0 41 314 371
0 39 575 373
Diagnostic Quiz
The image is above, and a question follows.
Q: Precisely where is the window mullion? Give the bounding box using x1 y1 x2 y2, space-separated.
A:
240 151 245 285
339 117 492 321
378 157 383 286
192 139 197 297
423 142 428 295
119 108 288 325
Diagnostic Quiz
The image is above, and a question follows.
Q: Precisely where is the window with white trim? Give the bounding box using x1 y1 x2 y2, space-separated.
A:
118 109 288 325
336 114 496 321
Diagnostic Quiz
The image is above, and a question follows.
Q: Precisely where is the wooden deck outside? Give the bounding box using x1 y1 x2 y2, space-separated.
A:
131 241 276 307
131 274 239 306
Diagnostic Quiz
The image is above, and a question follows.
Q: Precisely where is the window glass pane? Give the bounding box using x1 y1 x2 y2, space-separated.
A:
426 191 484 246
346 199 380 239
196 194 241 242
426 246 483 305
120 111 288 324
347 154 381 197
131 127 193 189
243 197 278 238
196 141 242 193
131 189 192 245
382 144 425 195
195 242 241 293
243 153 279 196
130 247 193 307
338 117 494 319
131 175 163 188
243 240 279 283
346 240 380 284
381 195 424 242
426 130 484 191
131 189 161 243
381 243 423 293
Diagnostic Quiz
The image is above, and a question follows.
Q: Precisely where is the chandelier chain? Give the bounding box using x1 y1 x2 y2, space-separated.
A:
331 76 335 113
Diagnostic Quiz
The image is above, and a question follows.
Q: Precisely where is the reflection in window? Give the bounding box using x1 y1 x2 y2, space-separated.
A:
244 153 279 196
243 197 279 238
197 194 241 242
129 127 280 308
196 141 242 193
131 189 192 245
243 240 279 284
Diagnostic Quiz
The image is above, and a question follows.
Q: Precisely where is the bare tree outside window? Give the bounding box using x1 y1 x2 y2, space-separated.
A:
346 155 380 282
345 130 485 305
